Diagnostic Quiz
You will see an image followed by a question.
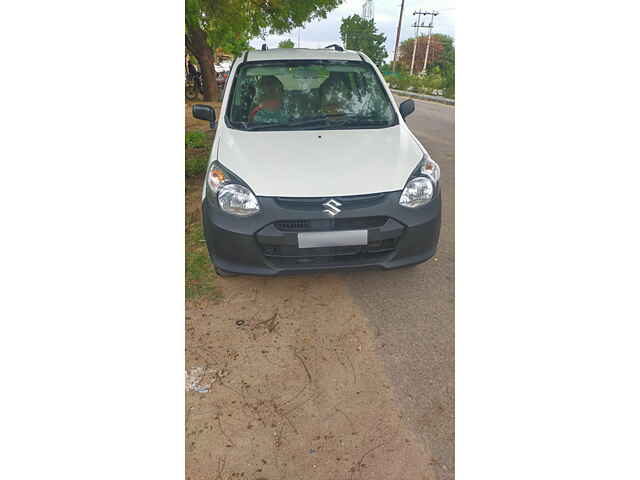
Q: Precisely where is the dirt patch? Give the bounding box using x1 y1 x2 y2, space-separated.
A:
186 272 438 480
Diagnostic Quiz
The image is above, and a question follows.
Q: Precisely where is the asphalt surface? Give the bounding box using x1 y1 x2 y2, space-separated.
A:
345 97 455 477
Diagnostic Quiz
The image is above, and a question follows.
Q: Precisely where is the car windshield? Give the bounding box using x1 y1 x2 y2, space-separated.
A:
227 61 397 131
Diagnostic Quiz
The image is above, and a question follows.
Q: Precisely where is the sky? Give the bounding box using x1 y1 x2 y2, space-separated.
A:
249 0 455 62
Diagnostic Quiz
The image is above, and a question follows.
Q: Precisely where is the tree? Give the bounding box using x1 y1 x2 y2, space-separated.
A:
278 39 295 48
431 34 454 95
395 34 454 96
186 0 344 101
430 34 454 70
339 14 387 66
397 35 445 73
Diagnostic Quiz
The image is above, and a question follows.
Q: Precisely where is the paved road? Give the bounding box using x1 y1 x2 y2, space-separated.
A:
345 97 455 478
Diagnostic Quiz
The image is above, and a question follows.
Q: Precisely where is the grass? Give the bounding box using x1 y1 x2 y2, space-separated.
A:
185 213 221 299
186 155 209 178
185 131 208 149
185 126 220 300
185 129 213 178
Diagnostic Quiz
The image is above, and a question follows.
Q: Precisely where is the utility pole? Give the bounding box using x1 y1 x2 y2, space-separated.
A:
392 0 405 72
421 11 439 73
410 10 429 75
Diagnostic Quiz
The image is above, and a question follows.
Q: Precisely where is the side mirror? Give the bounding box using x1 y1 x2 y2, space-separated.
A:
399 99 415 119
192 104 217 129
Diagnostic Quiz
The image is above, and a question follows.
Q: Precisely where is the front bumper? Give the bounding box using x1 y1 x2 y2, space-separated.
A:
202 191 441 276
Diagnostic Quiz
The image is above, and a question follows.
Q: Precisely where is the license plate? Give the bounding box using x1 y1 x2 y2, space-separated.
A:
297 230 368 249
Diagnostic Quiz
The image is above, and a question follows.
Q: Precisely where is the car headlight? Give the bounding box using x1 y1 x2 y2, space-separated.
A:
206 164 227 193
218 184 260 216
399 154 439 208
400 177 434 207
206 162 260 216
420 154 440 184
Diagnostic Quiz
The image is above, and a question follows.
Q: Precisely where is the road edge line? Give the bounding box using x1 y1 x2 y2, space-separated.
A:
389 89 455 106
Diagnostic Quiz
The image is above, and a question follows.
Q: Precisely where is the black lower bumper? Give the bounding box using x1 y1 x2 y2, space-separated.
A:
202 191 441 276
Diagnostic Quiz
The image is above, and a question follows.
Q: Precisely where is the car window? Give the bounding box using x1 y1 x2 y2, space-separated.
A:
227 61 397 130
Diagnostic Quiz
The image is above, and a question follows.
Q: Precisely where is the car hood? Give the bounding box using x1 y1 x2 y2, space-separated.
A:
216 125 423 197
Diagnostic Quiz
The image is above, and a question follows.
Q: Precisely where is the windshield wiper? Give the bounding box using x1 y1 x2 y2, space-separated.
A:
330 114 389 127
244 114 349 131
243 113 388 131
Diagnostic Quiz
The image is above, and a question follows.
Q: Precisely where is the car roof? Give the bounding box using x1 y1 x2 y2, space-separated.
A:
244 48 364 63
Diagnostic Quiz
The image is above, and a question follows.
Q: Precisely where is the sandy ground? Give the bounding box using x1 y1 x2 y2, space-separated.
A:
186 275 438 480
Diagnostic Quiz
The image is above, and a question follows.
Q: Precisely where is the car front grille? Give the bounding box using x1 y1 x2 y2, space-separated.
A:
256 216 405 269
274 192 387 210
274 216 388 232
262 238 397 258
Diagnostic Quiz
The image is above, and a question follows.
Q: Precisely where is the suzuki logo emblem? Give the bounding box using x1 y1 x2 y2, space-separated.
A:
322 199 342 216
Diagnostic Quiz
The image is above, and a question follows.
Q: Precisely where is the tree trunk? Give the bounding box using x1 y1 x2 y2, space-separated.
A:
186 25 220 102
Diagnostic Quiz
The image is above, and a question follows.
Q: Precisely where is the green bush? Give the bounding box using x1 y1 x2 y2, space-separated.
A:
384 72 452 98
443 85 455 99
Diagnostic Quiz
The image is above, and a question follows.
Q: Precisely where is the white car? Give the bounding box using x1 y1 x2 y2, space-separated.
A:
193 46 441 276
214 61 232 73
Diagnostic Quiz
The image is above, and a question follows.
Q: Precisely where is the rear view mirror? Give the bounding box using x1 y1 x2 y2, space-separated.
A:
192 104 217 129
399 99 415 119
